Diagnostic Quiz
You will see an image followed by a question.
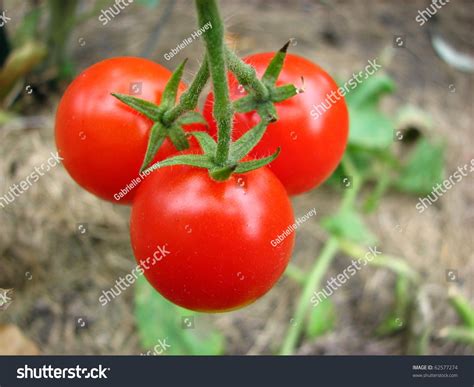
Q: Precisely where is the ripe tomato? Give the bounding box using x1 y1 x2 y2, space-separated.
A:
130 165 295 312
55 57 198 205
204 53 349 195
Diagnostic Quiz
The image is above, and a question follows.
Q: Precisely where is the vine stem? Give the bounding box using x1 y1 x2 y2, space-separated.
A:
195 0 233 166
224 46 269 100
279 155 362 355
162 57 210 125
280 237 339 355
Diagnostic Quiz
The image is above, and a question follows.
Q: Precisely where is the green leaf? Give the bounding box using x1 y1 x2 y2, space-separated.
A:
321 209 377 244
145 154 215 174
229 120 270 162
306 298 335 338
345 75 396 149
376 276 410 336
448 291 474 329
261 41 290 86
160 59 188 110
439 326 474 346
234 148 280 173
395 139 444 195
140 122 167 172
191 132 217 154
168 124 190 151
376 314 406 336
176 111 208 126
112 93 161 121
134 275 224 355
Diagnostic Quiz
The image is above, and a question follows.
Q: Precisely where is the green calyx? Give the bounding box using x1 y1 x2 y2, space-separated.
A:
225 42 303 121
143 122 281 181
112 58 209 172
113 0 299 182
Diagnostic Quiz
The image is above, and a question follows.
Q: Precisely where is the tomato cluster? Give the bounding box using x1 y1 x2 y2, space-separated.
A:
55 51 348 312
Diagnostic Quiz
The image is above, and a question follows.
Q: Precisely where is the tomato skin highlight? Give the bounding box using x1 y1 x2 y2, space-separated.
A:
204 53 349 195
130 165 295 312
55 57 197 205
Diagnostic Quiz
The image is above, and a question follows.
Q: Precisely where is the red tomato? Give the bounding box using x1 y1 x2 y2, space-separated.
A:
130 165 295 312
55 57 198 205
204 53 349 195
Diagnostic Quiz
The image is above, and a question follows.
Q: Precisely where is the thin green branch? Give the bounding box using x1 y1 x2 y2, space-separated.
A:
280 237 339 355
224 46 269 100
163 57 210 124
196 0 233 166
338 239 420 283
284 264 307 285
280 155 364 355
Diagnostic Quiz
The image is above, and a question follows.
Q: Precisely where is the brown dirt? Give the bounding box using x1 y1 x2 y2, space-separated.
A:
0 0 472 355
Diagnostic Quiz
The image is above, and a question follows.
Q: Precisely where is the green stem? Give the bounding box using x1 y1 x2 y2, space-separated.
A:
338 239 420 283
280 237 339 355
196 0 232 167
284 263 307 285
163 57 210 125
280 154 362 355
340 155 363 211
47 0 79 79
224 46 269 100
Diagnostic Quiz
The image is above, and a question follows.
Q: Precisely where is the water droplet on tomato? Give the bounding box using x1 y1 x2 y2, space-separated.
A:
290 131 298 140
184 225 192 233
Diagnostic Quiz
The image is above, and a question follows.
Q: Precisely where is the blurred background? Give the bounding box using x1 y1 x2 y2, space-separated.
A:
0 0 472 355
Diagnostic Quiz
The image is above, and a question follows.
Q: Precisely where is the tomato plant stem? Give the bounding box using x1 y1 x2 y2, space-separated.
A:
280 237 339 355
224 46 269 100
338 239 420 283
195 0 233 167
163 57 210 125
280 155 363 355
284 263 307 285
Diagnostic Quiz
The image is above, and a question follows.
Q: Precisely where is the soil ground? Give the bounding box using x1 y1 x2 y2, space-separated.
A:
0 0 472 355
